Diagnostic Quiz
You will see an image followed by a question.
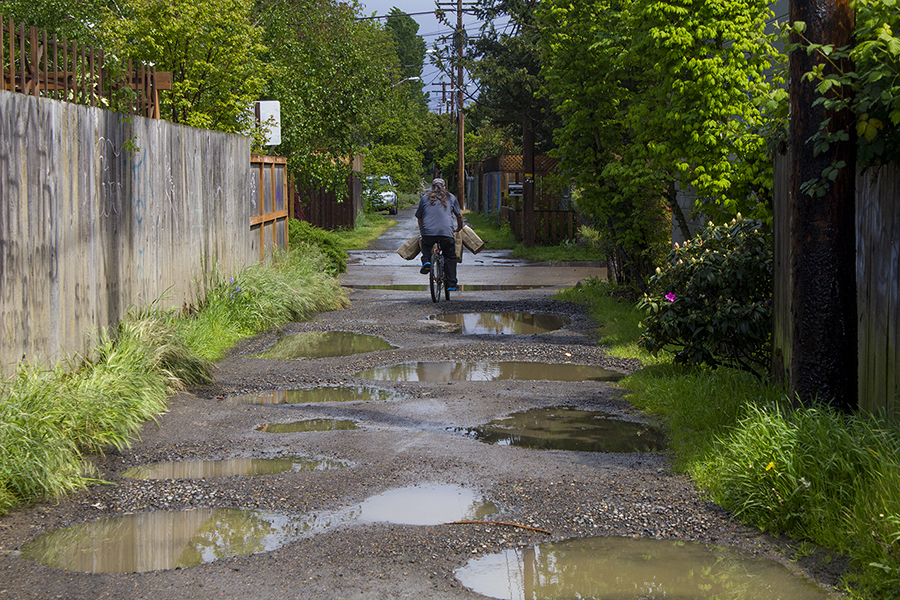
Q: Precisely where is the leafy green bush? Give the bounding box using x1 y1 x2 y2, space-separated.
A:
638 216 772 377
287 219 347 274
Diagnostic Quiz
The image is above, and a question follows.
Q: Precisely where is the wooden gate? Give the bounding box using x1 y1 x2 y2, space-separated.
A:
250 155 289 260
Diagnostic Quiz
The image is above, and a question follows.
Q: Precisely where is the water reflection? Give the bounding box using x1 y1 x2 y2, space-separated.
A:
453 407 666 453
256 331 397 360
456 536 832 600
21 508 301 573
355 484 499 525
122 456 346 479
357 362 622 382
225 386 402 405
430 313 570 335
256 419 360 433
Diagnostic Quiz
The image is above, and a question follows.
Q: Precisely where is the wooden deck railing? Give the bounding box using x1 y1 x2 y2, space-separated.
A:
1 15 170 118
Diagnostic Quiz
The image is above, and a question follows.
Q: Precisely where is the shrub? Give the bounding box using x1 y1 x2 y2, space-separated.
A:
287 219 347 274
638 215 772 377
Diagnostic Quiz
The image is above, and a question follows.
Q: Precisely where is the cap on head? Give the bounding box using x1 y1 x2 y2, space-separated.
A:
432 178 446 188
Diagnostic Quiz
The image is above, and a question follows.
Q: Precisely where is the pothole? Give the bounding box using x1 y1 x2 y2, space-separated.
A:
20 508 302 573
455 536 833 599
256 419 360 433
356 361 623 382
224 386 403 405
429 312 570 335
122 456 347 479
256 331 397 359
450 407 666 453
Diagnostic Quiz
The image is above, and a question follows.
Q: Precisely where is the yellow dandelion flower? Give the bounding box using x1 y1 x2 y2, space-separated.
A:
765 461 775 471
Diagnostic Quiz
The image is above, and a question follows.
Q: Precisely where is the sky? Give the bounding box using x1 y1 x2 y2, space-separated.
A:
358 1 488 112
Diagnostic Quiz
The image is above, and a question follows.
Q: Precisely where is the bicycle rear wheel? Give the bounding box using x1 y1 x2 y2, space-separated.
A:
429 246 442 303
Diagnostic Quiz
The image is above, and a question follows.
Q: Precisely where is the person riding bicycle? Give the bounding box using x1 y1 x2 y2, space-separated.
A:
416 178 463 290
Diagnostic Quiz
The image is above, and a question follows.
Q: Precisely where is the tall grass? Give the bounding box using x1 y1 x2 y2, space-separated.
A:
0 244 350 514
557 278 900 598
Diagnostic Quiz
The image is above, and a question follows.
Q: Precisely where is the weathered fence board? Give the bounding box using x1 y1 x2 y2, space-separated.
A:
774 151 900 418
857 162 900 419
772 148 792 386
0 90 252 375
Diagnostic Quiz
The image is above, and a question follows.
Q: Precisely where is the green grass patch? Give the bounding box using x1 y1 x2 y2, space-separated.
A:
557 277 900 598
0 244 350 514
464 211 604 262
329 211 395 251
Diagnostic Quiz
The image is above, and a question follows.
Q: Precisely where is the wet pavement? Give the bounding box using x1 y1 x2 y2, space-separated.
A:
340 206 607 289
0 207 846 599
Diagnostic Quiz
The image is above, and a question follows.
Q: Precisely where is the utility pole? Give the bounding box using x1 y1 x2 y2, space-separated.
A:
438 0 470 209
455 0 465 209
788 0 856 411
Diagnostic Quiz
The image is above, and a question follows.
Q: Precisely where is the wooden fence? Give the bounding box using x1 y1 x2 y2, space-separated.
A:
0 90 252 375
856 162 900 419
500 206 578 244
250 155 289 260
773 150 900 418
1 15 170 118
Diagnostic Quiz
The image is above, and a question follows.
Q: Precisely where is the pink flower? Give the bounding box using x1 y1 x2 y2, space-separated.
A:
665 292 676 303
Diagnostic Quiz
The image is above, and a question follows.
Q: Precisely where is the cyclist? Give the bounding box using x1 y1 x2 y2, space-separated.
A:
416 178 463 290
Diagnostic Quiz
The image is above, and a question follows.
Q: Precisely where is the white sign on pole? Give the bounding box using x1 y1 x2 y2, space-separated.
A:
254 101 281 146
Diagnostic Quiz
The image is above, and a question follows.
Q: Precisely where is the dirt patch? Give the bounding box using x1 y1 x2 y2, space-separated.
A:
0 290 848 599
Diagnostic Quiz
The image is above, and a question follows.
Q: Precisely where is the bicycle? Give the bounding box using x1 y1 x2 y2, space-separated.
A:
429 242 450 302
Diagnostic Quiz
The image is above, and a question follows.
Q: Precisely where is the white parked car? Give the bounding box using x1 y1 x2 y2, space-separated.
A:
365 175 399 215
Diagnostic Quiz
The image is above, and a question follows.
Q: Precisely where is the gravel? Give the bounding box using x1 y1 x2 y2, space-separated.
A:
0 289 849 599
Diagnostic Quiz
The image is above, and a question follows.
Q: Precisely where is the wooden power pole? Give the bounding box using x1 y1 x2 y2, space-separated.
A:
788 0 857 411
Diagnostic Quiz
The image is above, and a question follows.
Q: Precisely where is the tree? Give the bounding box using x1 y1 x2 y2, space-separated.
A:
538 0 669 287
385 8 429 113
100 0 267 133
255 0 389 189
461 0 559 246
624 0 780 225
0 0 107 44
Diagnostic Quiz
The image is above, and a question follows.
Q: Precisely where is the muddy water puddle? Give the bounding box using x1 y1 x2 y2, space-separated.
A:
256 331 396 359
430 312 570 335
256 419 360 433
357 361 622 382
21 485 496 573
122 456 346 480
452 407 665 453
456 536 832 600
20 508 302 573
225 386 403 405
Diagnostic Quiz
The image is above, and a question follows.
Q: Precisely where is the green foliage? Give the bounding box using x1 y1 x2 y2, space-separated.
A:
258 0 391 190
561 277 900 597
538 0 779 287
287 219 347 274
789 0 900 194
1 247 350 513
699 403 900 598
100 0 267 133
0 0 107 44
638 216 772 377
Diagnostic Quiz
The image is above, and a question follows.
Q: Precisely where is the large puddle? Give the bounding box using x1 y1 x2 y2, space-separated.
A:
430 313 570 335
452 407 666 453
225 386 403 405
20 485 496 573
357 361 622 382
354 484 499 525
256 419 360 433
122 456 346 479
256 331 397 359
456 536 832 599
20 508 302 573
